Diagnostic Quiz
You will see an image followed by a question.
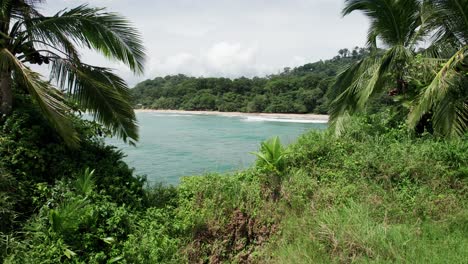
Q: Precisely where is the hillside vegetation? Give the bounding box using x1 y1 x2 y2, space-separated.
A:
131 48 369 113
1 0 467 263
1 102 467 263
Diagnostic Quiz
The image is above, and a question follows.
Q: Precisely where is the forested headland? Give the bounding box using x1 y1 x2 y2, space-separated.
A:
131 48 369 114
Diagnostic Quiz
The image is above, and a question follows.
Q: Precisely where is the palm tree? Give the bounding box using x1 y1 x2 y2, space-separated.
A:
331 0 467 137
0 0 145 146
408 0 467 137
329 0 429 134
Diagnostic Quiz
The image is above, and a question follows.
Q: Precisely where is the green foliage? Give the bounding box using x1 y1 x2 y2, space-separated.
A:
252 136 287 174
331 0 468 137
0 96 144 258
4 184 139 263
17 101 141 192
258 114 467 263
75 168 96 196
131 51 366 114
176 172 271 262
0 169 16 236
262 201 468 264
1 106 467 263
0 0 145 146
120 208 182 263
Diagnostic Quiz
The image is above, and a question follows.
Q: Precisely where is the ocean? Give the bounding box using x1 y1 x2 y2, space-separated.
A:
109 112 327 185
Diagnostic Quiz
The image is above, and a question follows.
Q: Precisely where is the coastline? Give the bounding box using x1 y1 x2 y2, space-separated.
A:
134 109 329 123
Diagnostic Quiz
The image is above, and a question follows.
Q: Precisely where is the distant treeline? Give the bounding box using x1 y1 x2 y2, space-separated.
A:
131 47 369 114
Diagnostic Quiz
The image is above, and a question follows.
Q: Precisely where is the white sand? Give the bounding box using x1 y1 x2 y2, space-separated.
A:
134 109 329 123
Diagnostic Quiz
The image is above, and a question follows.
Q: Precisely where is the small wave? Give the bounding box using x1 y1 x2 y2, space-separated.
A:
149 113 195 117
242 116 328 124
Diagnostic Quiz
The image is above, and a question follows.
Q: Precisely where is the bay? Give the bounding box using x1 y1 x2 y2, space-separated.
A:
109 112 327 185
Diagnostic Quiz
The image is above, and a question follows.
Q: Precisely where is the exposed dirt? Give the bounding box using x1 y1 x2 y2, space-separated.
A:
186 209 277 263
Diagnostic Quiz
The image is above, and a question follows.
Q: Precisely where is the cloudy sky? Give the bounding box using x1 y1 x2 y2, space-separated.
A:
43 0 369 86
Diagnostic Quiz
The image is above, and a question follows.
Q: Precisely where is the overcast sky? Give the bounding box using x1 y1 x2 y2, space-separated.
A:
43 0 369 86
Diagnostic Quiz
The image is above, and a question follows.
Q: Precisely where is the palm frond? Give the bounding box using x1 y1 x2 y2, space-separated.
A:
251 136 286 173
26 28 81 60
0 48 79 146
75 168 95 196
431 0 468 45
329 55 383 119
423 36 460 59
408 46 468 137
50 58 138 144
28 4 145 73
330 111 352 136
328 58 366 100
8 0 43 22
343 0 422 47
379 45 415 79
432 90 468 137
49 198 88 234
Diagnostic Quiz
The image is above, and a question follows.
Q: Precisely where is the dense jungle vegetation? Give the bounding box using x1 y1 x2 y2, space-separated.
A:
1 102 467 263
130 48 369 114
0 0 467 263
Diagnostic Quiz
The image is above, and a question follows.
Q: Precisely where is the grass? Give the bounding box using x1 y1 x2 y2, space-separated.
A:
172 122 468 263
2 113 467 263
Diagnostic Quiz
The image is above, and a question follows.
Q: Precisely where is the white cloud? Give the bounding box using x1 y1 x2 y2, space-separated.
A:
147 42 274 79
205 42 255 69
40 0 369 86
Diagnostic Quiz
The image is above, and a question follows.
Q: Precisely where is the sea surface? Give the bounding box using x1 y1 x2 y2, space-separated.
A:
109 112 327 185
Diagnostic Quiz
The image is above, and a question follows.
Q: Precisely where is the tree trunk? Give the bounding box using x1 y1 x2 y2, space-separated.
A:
0 71 13 116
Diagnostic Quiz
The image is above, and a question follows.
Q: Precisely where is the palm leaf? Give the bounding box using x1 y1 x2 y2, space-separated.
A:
328 58 366 100
329 55 383 120
50 58 138 143
408 46 468 137
330 111 352 136
49 198 88 234
28 4 145 73
0 48 79 146
430 0 468 45
75 168 95 196
343 0 422 47
251 136 286 172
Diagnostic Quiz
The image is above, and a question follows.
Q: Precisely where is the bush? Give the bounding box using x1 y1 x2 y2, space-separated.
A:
4 173 138 263
0 96 147 262
0 96 145 217
259 114 468 263
1 98 466 263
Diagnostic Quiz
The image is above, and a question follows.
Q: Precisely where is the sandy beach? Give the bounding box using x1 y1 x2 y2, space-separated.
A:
134 109 329 123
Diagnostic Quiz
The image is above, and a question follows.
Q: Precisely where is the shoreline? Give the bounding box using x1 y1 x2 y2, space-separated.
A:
134 109 329 123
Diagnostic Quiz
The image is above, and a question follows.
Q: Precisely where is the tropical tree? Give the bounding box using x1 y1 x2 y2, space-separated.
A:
330 0 467 137
329 0 427 134
408 0 467 137
0 0 145 146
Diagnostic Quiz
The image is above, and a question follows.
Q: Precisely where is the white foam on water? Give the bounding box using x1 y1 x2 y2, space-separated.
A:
242 116 328 124
150 113 195 117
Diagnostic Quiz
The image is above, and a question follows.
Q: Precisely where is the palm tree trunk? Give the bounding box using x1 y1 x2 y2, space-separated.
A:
0 71 12 116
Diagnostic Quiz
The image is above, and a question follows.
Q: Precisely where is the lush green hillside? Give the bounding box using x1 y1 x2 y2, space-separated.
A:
131 48 369 114
2 103 467 263
1 0 467 262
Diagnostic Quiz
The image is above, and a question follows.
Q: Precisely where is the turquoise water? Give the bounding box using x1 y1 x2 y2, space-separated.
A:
110 112 327 185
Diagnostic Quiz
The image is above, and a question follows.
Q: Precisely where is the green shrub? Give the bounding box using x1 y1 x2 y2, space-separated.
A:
121 208 182 263
0 97 145 219
1 98 466 263
258 114 468 263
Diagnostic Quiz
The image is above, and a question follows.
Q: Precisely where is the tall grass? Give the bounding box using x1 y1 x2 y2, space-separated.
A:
2 113 466 263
